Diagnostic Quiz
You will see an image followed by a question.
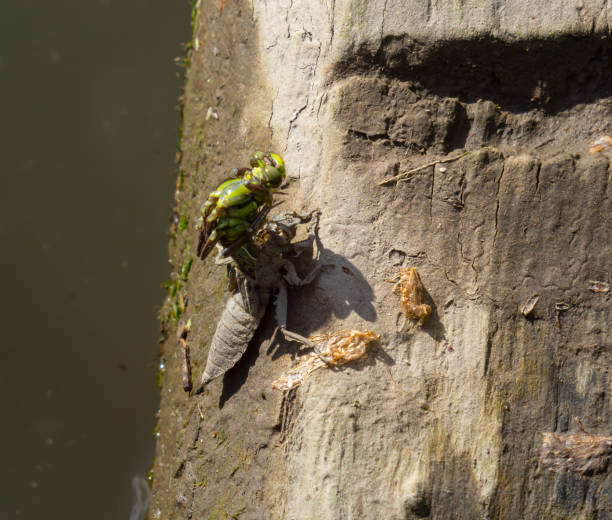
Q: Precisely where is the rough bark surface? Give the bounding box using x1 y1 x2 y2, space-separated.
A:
152 1 611 519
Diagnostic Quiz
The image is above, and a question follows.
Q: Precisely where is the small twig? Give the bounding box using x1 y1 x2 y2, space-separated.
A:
177 319 192 392
379 152 469 186
180 338 192 392
534 137 554 149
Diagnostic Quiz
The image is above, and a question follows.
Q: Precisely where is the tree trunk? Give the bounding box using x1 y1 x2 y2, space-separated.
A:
151 1 612 518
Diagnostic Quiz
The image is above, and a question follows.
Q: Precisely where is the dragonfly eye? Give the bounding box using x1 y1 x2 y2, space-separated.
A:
263 165 284 188
267 153 285 176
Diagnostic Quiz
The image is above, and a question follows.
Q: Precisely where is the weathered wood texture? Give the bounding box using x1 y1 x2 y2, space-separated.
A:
151 1 612 518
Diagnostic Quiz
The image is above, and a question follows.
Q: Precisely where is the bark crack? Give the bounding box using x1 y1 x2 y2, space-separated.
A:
268 92 277 139
348 128 410 149
329 0 335 49
313 41 322 87
276 388 298 443
534 160 541 199
186 478 197 520
285 0 293 38
603 158 611 198
287 99 309 139
316 92 326 120
381 0 388 44
493 161 505 247
429 164 435 219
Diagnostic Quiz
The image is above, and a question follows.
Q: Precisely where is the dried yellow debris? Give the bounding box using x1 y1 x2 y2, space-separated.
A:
388 267 432 325
588 135 612 154
272 330 379 391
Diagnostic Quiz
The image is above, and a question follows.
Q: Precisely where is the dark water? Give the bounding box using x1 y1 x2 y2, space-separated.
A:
0 1 188 518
